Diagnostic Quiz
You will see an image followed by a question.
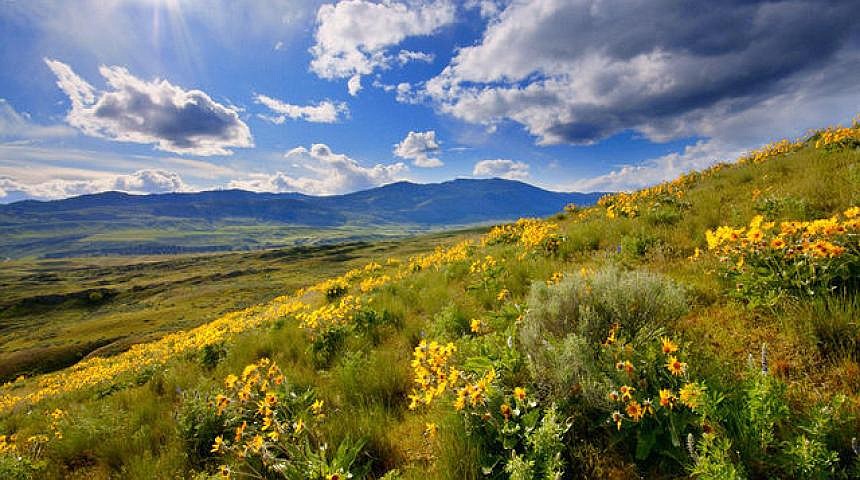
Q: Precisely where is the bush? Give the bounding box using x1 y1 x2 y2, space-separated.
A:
520 265 688 409
177 390 223 469
199 343 227 370
310 325 349 368
0 454 41 480
429 304 471 341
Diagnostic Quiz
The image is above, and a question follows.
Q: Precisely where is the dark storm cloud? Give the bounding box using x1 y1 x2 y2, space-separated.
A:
425 0 860 144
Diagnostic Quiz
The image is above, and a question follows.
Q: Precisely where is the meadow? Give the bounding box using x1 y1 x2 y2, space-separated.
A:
0 119 859 479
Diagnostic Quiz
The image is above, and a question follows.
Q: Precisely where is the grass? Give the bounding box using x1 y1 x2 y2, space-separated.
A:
0 131 858 479
0 229 482 382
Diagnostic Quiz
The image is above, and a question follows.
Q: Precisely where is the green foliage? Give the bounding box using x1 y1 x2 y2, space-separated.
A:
689 433 747 480
200 343 228 370
178 390 223 469
430 304 471 341
742 369 789 454
0 454 42 480
310 324 349 368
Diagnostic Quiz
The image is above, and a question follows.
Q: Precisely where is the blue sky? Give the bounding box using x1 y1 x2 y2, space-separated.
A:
1 0 858 202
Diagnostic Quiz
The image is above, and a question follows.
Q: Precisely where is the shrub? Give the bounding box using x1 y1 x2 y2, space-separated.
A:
689 433 747 480
200 343 227 370
177 390 223 469
429 304 471 341
521 266 687 351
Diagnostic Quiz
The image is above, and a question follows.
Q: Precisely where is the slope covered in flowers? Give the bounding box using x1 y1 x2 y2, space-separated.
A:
1 118 859 479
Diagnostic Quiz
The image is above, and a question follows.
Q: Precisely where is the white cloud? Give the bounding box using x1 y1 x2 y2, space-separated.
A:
472 159 529 180
423 0 860 146
254 94 347 124
347 74 363 97
464 0 509 18
0 169 187 201
309 0 455 93
44 58 253 156
397 50 435 65
0 98 75 140
393 130 442 167
567 140 740 192
229 143 408 195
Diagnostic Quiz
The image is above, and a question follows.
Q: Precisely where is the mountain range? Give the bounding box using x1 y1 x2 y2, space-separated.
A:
0 178 603 258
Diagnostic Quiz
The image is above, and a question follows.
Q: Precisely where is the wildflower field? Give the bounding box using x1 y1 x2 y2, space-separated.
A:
1 119 860 479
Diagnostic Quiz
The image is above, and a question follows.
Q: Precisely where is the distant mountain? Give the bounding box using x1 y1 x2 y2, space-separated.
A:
0 179 604 258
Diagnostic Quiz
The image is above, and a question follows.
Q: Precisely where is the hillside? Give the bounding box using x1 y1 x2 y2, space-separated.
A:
0 179 602 259
0 121 858 479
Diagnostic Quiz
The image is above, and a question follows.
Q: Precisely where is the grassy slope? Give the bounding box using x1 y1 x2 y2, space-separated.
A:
0 143 858 479
0 230 479 382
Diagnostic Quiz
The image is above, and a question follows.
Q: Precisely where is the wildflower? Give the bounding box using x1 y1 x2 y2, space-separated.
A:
215 394 230 415
496 289 510 301
660 337 679 355
770 238 786 249
500 403 512 420
642 399 655 416
666 356 686 376
294 418 304 435
619 385 635 402
622 360 634 375
262 416 274 431
424 422 438 439
219 465 231 479
224 374 238 389
611 411 623 430
234 421 247 442
248 434 264 454
470 318 482 334
679 382 705 410
454 391 467 411
626 401 644 421
312 399 325 418
608 390 619 402
211 435 226 454
659 389 676 410
514 387 527 401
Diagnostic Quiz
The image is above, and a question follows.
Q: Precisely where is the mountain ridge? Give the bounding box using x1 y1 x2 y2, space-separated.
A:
0 178 604 258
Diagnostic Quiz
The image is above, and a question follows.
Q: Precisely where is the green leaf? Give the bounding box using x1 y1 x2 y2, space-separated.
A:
635 428 657 460
463 356 494 372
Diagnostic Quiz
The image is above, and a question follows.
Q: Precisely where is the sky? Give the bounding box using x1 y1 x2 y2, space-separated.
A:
0 0 859 203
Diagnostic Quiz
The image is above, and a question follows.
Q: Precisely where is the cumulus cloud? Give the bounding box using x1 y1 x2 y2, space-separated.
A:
472 159 529 180
0 169 187 201
229 143 408 195
310 0 454 93
393 130 442 167
424 0 860 145
44 58 253 156
0 98 75 140
568 141 742 192
254 94 347 124
347 74 363 97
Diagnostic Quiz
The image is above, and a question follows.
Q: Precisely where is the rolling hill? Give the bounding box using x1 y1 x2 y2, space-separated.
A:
0 178 602 258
